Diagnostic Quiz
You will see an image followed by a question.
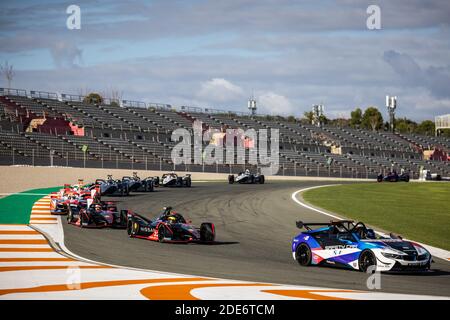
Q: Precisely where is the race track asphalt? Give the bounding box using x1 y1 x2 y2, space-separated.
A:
62 181 450 297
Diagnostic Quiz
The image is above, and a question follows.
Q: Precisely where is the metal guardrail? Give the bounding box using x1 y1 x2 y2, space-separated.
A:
61 93 84 102
122 100 147 108
0 88 27 97
148 103 172 110
30 90 58 100
180 105 203 113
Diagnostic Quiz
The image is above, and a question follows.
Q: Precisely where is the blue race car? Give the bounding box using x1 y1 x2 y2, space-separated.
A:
292 220 432 272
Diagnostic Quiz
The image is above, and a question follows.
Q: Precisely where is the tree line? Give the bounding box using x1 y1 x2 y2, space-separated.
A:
298 106 448 137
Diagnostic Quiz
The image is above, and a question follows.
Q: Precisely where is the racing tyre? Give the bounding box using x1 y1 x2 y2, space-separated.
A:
404 176 410 182
176 177 183 187
377 175 382 182
359 250 377 273
158 225 166 243
119 211 128 228
127 220 135 237
79 212 85 228
228 175 235 184
296 243 312 266
185 178 192 188
148 181 154 192
200 223 215 242
67 208 73 223
259 175 265 184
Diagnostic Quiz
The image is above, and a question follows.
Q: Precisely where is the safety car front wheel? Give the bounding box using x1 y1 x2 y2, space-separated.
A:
359 250 377 273
296 243 312 266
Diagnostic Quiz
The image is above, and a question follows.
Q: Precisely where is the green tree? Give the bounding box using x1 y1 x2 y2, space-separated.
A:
350 108 362 128
83 92 103 105
110 100 120 108
330 118 350 127
303 111 314 124
395 117 417 134
287 115 297 123
318 114 329 125
416 120 435 136
361 107 383 131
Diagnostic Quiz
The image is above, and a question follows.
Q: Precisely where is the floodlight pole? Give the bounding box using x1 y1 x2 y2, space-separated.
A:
248 96 257 116
312 104 324 127
386 95 397 133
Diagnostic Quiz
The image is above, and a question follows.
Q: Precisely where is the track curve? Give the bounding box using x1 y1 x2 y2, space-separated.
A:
62 181 450 297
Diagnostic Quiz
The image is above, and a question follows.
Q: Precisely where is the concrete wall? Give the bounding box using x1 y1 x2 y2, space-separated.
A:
0 165 371 194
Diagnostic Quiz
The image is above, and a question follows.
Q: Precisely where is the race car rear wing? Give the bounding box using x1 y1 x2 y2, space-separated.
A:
296 220 354 231
122 210 152 224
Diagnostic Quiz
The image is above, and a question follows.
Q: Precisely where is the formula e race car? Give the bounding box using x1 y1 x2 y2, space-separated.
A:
292 220 432 272
126 207 215 243
228 170 265 184
67 201 128 228
49 183 96 215
377 171 410 182
154 173 192 187
122 172 155 192
95 175 130 196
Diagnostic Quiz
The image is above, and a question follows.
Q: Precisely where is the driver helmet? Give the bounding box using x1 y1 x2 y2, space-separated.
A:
366 229 376 239
167 216 177 224
94 204 103 212
245 169 250 174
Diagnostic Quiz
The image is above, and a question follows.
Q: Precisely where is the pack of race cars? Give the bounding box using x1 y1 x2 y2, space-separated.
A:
49 173 215 243
50 170 434 273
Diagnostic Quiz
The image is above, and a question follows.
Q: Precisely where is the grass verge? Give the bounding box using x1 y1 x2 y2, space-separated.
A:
302 182 450 250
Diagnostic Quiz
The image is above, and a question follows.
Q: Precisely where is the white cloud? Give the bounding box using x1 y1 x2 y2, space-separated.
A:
197 78 244 103
257 91 294 115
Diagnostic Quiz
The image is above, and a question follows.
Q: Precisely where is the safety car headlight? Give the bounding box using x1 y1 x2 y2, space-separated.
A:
413 245 430 257
381 252 403 259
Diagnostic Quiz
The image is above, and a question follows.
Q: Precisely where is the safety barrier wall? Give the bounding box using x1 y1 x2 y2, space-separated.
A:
0 166 372 194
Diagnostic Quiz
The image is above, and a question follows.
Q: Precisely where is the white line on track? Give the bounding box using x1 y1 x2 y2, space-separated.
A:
291 184 342 220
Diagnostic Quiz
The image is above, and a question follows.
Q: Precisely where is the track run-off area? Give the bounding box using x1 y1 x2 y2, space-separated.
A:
1 181 449 299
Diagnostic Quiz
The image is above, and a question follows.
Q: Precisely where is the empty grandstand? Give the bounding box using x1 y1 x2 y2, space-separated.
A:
0 87 448 178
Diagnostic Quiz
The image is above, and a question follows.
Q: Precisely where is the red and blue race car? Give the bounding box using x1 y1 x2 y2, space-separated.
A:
67 201 127 229
126 207 215 243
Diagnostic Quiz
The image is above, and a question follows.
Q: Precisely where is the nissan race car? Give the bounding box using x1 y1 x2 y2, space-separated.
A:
154 173 192 187
67 201 127 228
228 170 265 184
377 171 410 182
95 175 130 196
126 207 215 243
292 220 432 272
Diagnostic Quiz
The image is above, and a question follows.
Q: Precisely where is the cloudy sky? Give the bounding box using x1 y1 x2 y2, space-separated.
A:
1 0 449 121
